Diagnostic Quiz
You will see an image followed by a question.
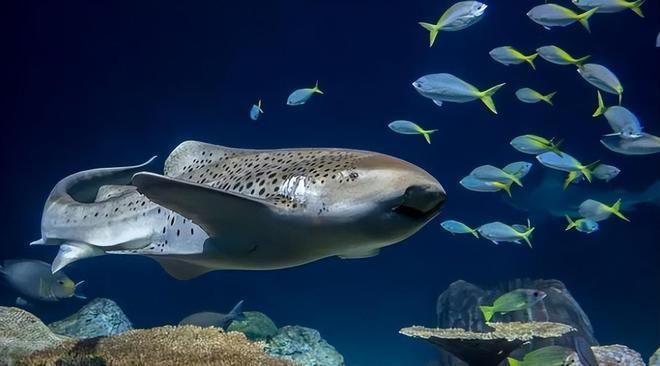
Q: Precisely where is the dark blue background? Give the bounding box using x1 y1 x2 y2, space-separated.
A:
4 1 660 364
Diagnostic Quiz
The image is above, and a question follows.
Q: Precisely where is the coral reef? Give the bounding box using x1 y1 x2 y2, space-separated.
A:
266 325 345 366
400 322 575 366
227 311 279 340
19 326 295 366
48 298 133 338
0 307 71 366
564 344 646 366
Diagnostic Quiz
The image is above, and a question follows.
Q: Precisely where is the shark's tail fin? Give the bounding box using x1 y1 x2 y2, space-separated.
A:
642 180 660 207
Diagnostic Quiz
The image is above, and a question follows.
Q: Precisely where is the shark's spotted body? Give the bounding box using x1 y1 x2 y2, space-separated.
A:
35 141 446 279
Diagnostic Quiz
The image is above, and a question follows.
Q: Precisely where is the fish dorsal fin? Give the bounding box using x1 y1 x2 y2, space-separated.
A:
94 185 138 202
338 248 380 259
164 141 253 178
150 257 214 280
132 172 276 237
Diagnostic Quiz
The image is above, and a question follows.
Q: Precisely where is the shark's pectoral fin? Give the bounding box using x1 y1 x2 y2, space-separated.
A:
52 242 106 273
132 172 275 237
150 257 213 280
338 248 380 259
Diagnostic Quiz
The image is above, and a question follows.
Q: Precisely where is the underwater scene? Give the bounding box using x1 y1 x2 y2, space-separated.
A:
3 1 660 365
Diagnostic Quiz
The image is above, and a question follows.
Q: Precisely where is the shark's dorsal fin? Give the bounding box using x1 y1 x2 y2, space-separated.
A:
150 257 214 280
132 172 275 237
164 141 253 178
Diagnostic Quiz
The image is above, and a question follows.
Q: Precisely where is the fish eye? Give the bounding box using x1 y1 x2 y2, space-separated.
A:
533 291 539 297
57 280 64 285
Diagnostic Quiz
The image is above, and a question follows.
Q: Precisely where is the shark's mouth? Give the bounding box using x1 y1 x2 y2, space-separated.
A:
392 185 446 220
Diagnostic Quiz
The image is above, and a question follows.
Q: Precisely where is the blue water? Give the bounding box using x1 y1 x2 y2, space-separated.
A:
4 1 660 364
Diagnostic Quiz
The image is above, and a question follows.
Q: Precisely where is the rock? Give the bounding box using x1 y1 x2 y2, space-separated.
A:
266 325 344 366
0 306 71 366
48 298 133 338
566 344 646 366
227 311 278 340
20 326 295 366
651 347 660 366
434 279 598 366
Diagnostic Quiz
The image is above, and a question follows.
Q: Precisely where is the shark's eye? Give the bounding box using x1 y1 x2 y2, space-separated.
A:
533 291 539 297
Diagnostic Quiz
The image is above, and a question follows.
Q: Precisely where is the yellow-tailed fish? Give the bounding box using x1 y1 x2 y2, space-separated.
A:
515 88 557 106
489 46 538 70
536 45 590 66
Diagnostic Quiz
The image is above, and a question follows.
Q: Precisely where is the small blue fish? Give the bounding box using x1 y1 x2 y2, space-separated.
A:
460 175 513 196
578 64 624 104
578 199 629 222
412 73 506 114
470 165 524 187
515 88 557 106
593 92 642 138
536 45 590 66
477 221 534 247
287 81 323 106
388 120 438 144
536 151 599 184
572 0 645 17
440 220 479 238
249 100 264 120
565 216 599 233
526 4 599 32
489 47 538 70
592 164 620 182
418 1 487 47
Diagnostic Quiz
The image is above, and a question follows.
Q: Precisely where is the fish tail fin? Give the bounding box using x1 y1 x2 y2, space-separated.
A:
592 91 606 117
479 306 495 322
609 199 630 222
227 300 246 322
494 181 512 197
509 173 523 187
421 129 438 144
563 171 580 189
565 215 577 231
0 263 4 275
479 83 506 114
577 7 599 33
507 357 523 366
542 91 557 106
520 226 535 248
418 22 439 47
470 228 480 239
526 52 538 70
574 54 591 66
257 99 264 113
551 139 564 156
312 80 324 95
581 160 600 182
618 92 623 105
629 0 645 17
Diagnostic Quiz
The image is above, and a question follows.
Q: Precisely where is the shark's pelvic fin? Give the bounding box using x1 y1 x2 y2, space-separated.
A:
150 257 214 280
52 242 106 273
132 172 275 237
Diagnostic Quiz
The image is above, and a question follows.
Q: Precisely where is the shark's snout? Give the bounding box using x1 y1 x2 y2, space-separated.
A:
394 184 446 219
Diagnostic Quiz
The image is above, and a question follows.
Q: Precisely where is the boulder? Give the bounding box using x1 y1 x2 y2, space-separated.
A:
227 311 278 340
48 298 132 338
566 344 646 366
266 325 344 366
